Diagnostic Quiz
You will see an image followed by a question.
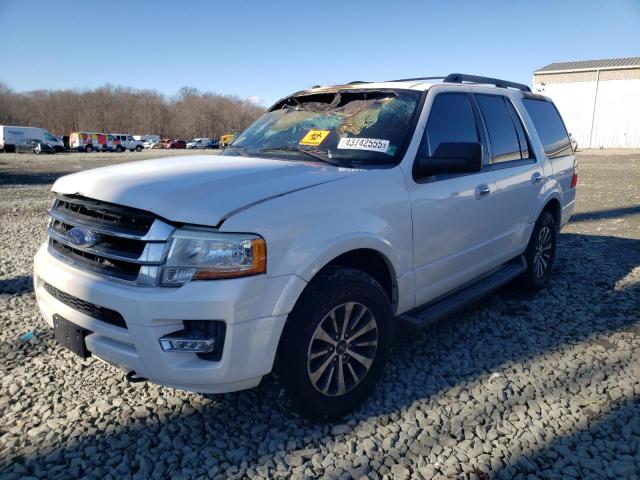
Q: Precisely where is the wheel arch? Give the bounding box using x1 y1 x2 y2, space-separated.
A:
540 196 562 231
273 244 401 325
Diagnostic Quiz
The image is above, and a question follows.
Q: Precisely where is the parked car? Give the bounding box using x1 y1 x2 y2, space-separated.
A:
143 139 159 149
152 139 169 149
14 139 56 154
164 139 187 149
112 134 144 152
134 135 160 143
569 133 578 152
207 139 220 149
187 138 211 149
1 125 64 152
34 74 576 419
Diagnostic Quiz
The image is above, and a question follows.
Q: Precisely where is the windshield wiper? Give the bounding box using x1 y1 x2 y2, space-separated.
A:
225 144 249 156
259 146 347 167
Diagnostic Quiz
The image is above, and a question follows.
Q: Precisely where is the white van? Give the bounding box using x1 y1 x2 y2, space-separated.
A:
1 125 64 152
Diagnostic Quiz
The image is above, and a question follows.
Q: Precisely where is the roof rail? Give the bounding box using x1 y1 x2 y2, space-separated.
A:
387 76 445 83
443 73 531 92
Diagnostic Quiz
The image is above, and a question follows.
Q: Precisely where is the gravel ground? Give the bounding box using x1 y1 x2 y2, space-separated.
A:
0 149 639 480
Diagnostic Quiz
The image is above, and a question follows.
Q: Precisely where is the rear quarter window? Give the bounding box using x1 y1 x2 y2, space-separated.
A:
522 99 572 158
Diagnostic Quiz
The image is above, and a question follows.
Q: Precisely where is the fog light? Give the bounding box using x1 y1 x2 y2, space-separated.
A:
159 336 216 353
159 320 226 360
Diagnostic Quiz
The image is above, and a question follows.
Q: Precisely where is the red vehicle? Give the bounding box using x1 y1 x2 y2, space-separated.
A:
164 139 187 149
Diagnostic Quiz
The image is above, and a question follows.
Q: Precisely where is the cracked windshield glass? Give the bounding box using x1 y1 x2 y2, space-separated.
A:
222 89 422 166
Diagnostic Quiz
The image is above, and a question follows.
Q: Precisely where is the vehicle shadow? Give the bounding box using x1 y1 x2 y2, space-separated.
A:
0 171 75 186
492 396 640 478
1 232 638 478
571 205 640 223
0 275 33 295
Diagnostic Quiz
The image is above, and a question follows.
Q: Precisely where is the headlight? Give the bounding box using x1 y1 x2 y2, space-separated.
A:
161 229 266 286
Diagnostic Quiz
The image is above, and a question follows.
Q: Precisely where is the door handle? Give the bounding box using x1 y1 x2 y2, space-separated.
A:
531 172 543 184
476 184 491 198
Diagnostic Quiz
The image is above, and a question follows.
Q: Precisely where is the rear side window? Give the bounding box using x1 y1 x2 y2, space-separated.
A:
423 93 478 156
505 101 530 159
475 95 521 163
522 99 572 158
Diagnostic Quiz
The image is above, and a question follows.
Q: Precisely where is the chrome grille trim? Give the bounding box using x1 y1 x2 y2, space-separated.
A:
48 209 174 241
48 226 167 265
47 195 175 286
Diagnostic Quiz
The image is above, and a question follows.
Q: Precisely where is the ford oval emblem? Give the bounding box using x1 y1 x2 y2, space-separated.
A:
66 227 98 248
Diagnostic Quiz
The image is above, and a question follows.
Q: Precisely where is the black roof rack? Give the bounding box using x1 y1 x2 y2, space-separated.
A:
443 73 531 92
387 76 445 83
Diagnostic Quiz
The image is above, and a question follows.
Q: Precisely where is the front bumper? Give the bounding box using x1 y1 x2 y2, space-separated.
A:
33 243 306 393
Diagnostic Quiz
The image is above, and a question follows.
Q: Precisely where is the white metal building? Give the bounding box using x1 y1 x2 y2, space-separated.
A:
532 57 640 149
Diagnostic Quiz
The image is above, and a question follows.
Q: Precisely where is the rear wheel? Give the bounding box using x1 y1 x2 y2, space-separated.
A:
85 145 93 153
519 211 556 290
272 267 394 420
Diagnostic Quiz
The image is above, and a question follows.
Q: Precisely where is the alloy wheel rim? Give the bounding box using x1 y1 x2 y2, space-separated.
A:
307 302 378 397
533 226 553 278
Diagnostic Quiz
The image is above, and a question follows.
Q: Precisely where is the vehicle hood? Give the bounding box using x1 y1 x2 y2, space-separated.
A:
52 155 359 226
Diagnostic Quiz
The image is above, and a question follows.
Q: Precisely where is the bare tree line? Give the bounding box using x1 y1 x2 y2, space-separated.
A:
0 82 265 139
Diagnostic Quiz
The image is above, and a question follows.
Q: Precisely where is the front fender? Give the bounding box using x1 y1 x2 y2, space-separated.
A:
221 168 415 314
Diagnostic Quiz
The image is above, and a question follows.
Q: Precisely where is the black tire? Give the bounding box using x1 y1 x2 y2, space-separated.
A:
519 211 556 290
271 266 394 420
135 145 143 152
85 145 93 153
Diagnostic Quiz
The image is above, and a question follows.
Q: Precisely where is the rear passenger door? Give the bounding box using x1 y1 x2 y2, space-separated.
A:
408 91 501 306
473 93 544 262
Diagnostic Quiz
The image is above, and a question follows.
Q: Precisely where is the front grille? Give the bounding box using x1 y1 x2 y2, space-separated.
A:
55 195 155 235
47 195 174 285
44 283 127 329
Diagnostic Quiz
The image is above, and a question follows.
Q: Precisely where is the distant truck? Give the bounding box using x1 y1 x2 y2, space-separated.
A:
70 132 143 152
0 125 64 152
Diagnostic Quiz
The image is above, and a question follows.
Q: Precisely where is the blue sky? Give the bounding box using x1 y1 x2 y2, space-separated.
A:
1 0 638 106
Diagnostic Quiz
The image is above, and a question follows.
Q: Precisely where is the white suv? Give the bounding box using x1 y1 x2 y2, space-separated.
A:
34 74 577 419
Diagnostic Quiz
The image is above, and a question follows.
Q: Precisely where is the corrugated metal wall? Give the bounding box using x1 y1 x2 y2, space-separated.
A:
532 68 640 148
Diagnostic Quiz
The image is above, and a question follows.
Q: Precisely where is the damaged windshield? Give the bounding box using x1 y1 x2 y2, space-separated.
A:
222 89 422 167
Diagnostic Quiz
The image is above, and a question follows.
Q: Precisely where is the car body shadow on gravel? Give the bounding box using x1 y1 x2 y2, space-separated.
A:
0 275 33 296
0 171 76 186
1 232 639 479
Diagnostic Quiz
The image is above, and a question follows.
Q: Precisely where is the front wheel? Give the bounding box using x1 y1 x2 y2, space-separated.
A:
519 211 556 290
272 267 394 420
135 145 143 152
85 145 93 153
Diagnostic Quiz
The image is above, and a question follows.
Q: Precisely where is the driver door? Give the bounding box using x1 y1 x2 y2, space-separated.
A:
407 91 500 307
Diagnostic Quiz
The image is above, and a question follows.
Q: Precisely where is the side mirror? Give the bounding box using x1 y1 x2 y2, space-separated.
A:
416 142 483 177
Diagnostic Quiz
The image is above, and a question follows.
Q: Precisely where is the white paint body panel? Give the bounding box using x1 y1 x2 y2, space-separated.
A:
52 155 358 226
35 80 576 393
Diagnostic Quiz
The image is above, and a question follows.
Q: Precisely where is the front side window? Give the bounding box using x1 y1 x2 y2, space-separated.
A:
522 98 572 158
422 93 478 156
223 89 422 167
475 95 521 163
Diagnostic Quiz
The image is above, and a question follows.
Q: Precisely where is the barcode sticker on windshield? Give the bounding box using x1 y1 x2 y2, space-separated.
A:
337 137 390 153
